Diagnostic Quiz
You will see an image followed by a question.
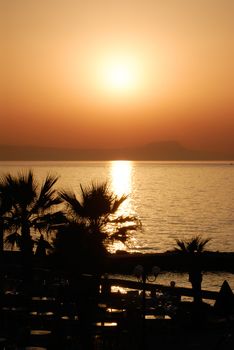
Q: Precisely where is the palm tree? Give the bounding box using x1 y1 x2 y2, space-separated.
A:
55 181 140 272
175 236 210 255
60 181 139 241
174 235 211 304
1 170 64 256
53 221 107 272
0 184 13 252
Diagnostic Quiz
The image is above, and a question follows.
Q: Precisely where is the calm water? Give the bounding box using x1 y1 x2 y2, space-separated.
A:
1 161 233 291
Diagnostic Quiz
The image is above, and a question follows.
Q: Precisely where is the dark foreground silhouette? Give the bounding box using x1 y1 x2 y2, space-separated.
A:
0 256 233 350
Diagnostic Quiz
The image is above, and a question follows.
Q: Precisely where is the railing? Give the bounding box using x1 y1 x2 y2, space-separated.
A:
101 276 219 301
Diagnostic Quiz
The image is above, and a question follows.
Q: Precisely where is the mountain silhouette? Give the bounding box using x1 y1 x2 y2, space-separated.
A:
0 142 233 161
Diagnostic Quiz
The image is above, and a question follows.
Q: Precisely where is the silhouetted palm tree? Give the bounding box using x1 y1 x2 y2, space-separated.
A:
55 182 140 272
175 235 211 304
1 170 64 256
0 183 13 252
60 181 139 241
53 220 107 272
175 236 210 254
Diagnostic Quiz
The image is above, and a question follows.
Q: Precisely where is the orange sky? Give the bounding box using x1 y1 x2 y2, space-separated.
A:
1 0 234 154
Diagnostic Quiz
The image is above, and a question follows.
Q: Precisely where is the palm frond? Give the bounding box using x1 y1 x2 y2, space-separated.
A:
60 190 84 217
78 182 127 221
32 211 68 233
0 184 13 215
175 239 188 253
3 170 37 210
57 181 140 254
0 170 63 254
109 215 141 225
4 232 22 250
34 174 60 211
175 235 211 254
110 194 128 213
109 224 138 242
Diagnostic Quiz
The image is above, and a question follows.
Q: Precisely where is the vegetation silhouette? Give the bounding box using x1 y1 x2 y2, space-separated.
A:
0 183 13 252
53 181 140 273
174 235 211 304
53 182 141 350
0 171 65 256
1 170 233 349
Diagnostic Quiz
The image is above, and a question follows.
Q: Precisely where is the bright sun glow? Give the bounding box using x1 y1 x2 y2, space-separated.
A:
98 55 141 94
106 62 135 90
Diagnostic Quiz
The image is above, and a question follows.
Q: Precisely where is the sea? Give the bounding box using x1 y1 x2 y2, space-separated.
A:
0 160 233 293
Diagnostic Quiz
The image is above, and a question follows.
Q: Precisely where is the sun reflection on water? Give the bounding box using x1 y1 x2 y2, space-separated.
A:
107 161 138 253
110 160 132 197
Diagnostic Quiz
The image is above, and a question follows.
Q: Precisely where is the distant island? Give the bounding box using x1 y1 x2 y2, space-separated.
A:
0 141 233 161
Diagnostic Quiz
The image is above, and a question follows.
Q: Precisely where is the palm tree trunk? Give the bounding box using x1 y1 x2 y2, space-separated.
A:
21 220 33 256
0 220 4 296
189 270 203 304
0 220 4 252
21 220 33 294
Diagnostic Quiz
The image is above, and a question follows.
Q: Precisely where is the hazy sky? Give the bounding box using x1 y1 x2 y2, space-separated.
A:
1 0 234 153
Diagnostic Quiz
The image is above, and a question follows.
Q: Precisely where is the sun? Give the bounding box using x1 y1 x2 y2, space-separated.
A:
100 56 139 93
82 52 150 100
107 62 134 90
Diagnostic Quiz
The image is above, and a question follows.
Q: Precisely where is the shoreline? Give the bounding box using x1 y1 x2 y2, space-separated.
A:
1 250 233 274
105 251 234 274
